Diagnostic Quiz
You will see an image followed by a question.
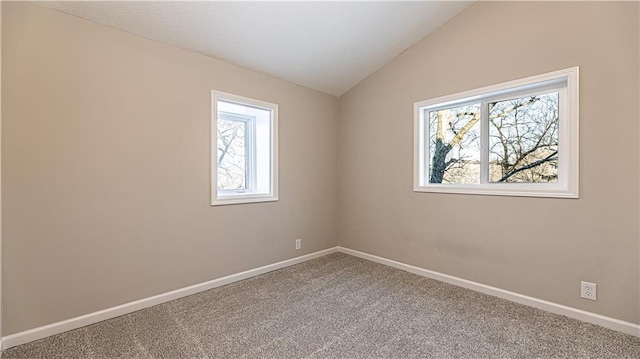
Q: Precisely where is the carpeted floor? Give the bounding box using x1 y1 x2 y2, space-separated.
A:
4 252 640 358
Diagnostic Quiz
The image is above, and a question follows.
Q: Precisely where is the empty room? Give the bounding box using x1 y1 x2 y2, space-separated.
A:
2 0 640 358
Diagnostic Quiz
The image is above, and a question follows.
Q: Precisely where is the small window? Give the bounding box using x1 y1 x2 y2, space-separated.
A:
414 67 579 198
212 91 278 205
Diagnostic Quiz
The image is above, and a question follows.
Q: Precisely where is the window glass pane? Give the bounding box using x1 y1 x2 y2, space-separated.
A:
428 104 481 184
217 116 247 190
488 92 559 183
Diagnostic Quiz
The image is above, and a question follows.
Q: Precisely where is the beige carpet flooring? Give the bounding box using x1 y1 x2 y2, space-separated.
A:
3 252 640 358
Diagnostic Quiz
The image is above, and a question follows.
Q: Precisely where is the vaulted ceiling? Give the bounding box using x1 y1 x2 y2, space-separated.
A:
37 1 473 96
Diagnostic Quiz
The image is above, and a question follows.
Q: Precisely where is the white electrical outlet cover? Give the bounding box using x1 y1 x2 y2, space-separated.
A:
580 281 597 301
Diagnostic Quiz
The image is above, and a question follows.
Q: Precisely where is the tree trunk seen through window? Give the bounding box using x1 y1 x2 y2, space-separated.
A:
429 105 480 184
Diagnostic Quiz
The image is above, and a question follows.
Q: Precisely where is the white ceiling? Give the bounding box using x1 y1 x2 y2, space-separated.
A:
36 1 473 96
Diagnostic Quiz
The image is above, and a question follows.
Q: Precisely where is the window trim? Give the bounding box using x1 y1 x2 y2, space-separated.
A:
211 90 278 206
413 67 579 198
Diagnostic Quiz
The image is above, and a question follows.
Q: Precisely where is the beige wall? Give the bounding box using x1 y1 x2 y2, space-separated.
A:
339 1 640 324
2 2 338 335
0 0 3 339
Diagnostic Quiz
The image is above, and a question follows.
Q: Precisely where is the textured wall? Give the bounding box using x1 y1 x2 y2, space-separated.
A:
339 1 640 324
2 2 338 334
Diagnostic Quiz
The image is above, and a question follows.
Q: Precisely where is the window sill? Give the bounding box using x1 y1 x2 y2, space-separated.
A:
211 193 278 206
413 185 578 199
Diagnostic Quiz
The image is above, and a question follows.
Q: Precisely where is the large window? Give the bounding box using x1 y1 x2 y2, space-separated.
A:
212 91 278 205
414 67 579 198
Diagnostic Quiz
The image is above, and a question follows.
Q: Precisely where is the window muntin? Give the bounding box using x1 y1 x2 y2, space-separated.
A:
414 67 578 198
212 91 278 205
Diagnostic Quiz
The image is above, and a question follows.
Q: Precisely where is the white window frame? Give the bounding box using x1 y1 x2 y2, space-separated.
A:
413 67 579 198
211 91 278 206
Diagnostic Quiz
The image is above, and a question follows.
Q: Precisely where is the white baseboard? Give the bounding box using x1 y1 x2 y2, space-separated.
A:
1 247 338 350
3 245 638 351
336 246 640 337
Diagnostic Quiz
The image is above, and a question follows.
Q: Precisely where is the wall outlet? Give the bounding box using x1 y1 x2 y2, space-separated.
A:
580 281 597 301
295 239 301 250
